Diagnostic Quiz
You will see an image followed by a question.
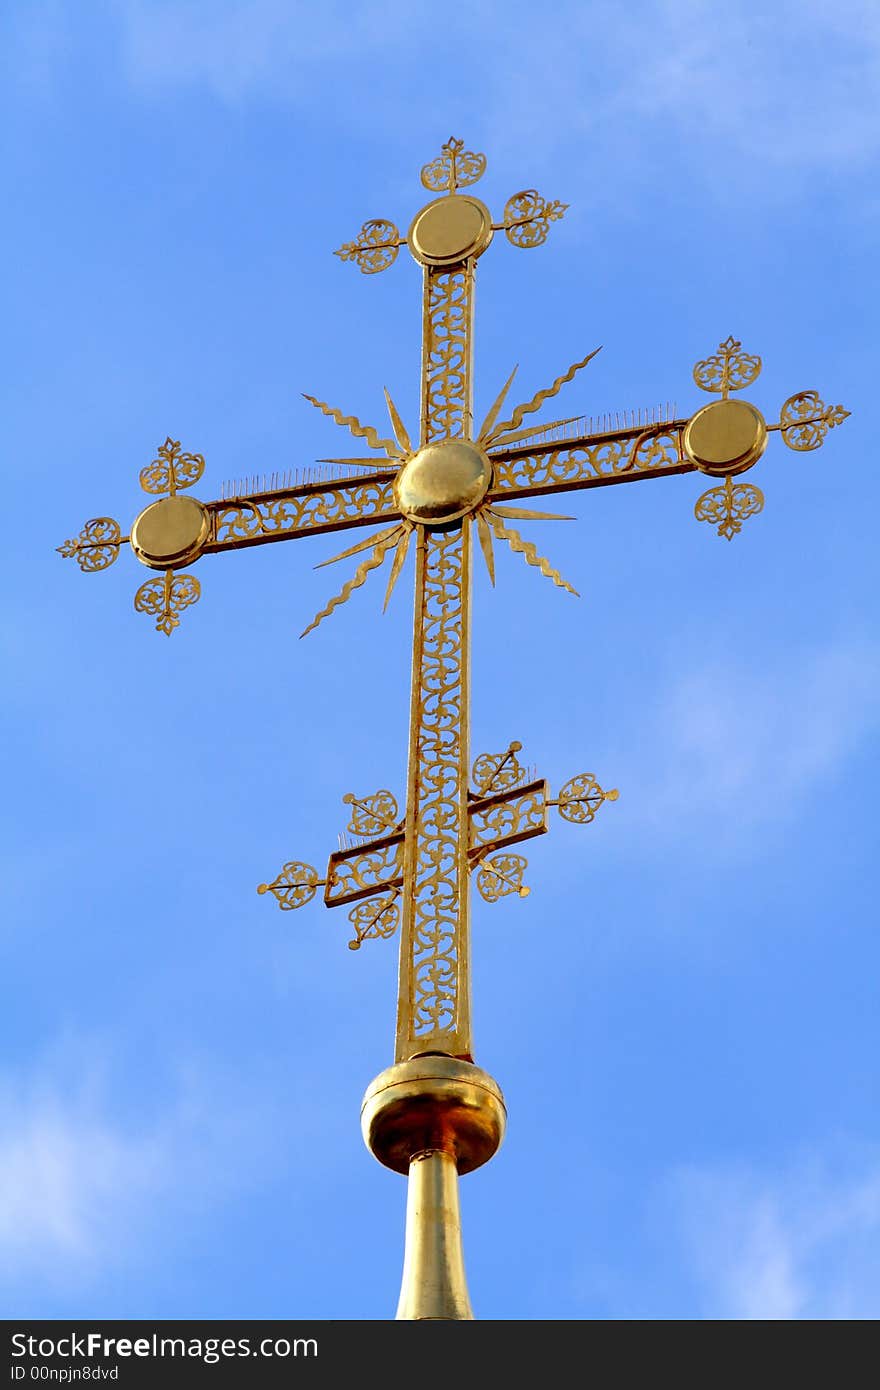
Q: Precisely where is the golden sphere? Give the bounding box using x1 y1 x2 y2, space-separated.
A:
684 398 768 477
130 494 210 570
394 439 491 524
361 1056 506 1175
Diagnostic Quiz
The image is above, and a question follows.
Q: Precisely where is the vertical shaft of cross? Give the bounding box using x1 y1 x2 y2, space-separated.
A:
396 263 476 1062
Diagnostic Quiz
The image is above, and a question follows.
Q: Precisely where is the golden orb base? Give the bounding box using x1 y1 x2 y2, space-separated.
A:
361 1057 506 1320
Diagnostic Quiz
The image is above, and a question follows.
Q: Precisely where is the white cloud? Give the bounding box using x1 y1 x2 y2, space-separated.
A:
606 636 880 846
0 1093 163 1268
0 1046 293 1286
0 1077 165 1278
670 1153 880 1318
106 0 880 175
111 0 435 101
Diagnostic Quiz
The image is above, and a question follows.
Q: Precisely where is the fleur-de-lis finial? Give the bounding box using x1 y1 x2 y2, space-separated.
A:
420 136 487 195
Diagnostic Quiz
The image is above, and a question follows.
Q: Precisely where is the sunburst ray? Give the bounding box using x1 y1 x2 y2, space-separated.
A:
315 522 404 570
302 394 402 459
383 525 413 610
481 348 602 448
474 511 496 586
484 416 582 451
488 505 574 522
484 509 579 597
301 527 404 638
476 365 518 444
384 388 413 454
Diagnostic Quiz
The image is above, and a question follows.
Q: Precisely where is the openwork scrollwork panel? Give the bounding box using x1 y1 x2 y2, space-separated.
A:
489 423 689 499
469 782 548 852
326 835 404 908
210 478 398 548
406 528 469 1043
422 268 473 443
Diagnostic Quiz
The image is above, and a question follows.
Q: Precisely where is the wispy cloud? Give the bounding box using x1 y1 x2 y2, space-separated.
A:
669 1151 880 1318
604 636 880 850
0 1087 163 1270
104 0 880 176
0 1043 291 1287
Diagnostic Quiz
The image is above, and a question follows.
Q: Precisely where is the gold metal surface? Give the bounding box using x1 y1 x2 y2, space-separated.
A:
694 476 765 540
257 862 323 911
498 189 568 249
394 439 491 523
408 195 494 268
62 139 852 1321
683 399 768 477
420 137 486 194
130 494 211 569
361 1057 506 1176
552 774 619 824
133 570 201 635
57 518 126 572
334 219 403 275
139 436 206 495
776 391 850 451
395 1151 474 1320
361 1057 505 1320
259 748 614 949
693 335 762 399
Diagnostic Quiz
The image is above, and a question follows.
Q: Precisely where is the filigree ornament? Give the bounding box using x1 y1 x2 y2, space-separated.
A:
424 267 473 442
326 839 404 905
420 137 486 194
693 336 762 398
489 424 690 495
631 427 684 471
408 527 467 1042
694 476 764 540
212 478 398 546
555 773 618 825
476 853 530 903
501 190 568 249
257 861 321 911
139 437 205 496
778 392 851 451
57 517 124 572
343 789 400 836
469 785 547 851
133 571 201 634
471 742 525 797
348 894 400 951
334 219 402 275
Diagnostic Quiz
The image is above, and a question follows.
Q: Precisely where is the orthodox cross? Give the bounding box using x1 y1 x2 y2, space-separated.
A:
60 137 849 1069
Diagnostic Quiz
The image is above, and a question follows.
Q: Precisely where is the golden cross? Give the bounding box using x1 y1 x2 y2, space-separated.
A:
257 740 617 952
59 136 850 1316
58 136 849 1058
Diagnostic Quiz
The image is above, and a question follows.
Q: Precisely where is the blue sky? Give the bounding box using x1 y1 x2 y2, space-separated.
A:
2 0 879 1320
